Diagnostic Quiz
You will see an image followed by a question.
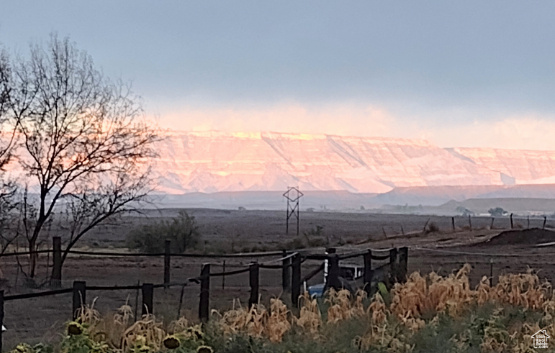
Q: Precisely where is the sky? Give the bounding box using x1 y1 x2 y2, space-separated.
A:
1 1 555 149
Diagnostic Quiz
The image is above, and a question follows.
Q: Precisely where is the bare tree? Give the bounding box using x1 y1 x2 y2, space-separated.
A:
0 48 22 256
0 49 17 170
4 35 159 278
57 164 153 266
0 182 19 254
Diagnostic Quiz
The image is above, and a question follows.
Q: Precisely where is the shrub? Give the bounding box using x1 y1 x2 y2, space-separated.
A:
488 207 508 217
424 222 439 234
303 225 329 247
456 206 474 216
283 238 306 250
126 210 200 253
304 225 324 237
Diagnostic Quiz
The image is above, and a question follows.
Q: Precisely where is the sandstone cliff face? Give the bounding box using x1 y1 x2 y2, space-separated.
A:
152 131 521 194
450 147 555 185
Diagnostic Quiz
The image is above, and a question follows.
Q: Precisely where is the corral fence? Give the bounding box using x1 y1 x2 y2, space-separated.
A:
449 214 549 232
196 246 408 321
0 240 409 351
0 280 188 352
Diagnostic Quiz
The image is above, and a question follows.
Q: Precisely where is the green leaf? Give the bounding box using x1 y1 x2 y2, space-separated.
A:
378 282 388 296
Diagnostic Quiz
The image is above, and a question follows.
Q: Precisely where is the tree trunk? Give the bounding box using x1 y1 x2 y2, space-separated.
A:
28 190 47 278
28 221 45 278
28 238 37 278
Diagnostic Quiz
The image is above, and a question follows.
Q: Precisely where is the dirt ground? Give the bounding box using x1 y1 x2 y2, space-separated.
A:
1 209 554 349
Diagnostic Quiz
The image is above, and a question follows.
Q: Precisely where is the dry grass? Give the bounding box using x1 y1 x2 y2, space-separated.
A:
325 289 366 323
295 292 322 336
12 265 555 353
211 297 291 342
390 263 474 319
385 265 555 353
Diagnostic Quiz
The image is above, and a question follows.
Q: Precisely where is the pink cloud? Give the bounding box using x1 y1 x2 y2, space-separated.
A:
149 103 555 150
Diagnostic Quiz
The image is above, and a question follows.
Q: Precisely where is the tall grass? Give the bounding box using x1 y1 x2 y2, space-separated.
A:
10 265 555 352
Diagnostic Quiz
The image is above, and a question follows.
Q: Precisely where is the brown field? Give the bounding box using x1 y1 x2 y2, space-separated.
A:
1 208 554 349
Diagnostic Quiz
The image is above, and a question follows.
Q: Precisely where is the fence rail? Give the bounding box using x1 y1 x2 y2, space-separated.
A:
0 248 289 259
0 238 409 351
0 244 408 350
2 215 554 350
4 288 73 301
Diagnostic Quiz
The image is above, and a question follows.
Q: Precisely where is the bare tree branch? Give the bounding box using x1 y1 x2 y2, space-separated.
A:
5 35 160 277
0 48 22 258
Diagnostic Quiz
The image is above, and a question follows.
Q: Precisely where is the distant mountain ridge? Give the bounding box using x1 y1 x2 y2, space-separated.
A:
151 131 555 195
375 184 555 206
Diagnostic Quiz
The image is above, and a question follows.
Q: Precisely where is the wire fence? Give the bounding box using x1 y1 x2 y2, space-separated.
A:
0 244 406 351
2 217 553 349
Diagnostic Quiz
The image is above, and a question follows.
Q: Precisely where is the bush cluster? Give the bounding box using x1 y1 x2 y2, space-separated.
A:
126 210 201 253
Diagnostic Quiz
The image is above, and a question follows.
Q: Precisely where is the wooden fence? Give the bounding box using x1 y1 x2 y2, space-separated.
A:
0 280 178 352
0 241 408 351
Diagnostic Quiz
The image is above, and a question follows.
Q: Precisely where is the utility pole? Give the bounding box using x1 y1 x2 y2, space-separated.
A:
284 186 303 235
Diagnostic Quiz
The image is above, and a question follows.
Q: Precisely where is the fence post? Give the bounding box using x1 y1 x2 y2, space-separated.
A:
142 283 154 316
324 247 336 284
363 250 373 292
489 259 494 287
291 253 301 308
0 290 4 353
199 264 210 322
72 281 87 320
468 215 472 231
282 250 290 291
222 261 226 290
325 254 340 291
451 217 455 232
544 216 547 229
134 280 140 322
249 262 259 308
527 216 530 229
510 213 514 229
398 247 408 282
52 236 62 288
164 240 171 287
388 248 398 287
490 218 495 230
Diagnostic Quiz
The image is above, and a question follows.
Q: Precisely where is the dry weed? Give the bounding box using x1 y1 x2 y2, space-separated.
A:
390 264 474 320
492 270 551 310
295 292 322 336
368 292 388 325
325 289 353 323
23 264 555 352
266 298 291 342
120 314 165 352
212 297 291 342
75 297 101 327
212 299 267 338
168 316 190 334
113 297 134 327
325 289 368 324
